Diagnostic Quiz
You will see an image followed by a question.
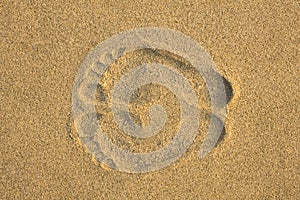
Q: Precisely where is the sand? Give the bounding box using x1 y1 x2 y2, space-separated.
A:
1 0 299 199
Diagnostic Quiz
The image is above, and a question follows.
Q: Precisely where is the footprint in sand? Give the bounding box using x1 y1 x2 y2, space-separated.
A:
71 28 233 173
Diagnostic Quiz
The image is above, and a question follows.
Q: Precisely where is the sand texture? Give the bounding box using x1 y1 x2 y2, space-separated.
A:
1 0 299 199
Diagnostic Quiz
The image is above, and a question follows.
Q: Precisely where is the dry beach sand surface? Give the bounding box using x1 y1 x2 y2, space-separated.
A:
1 0 299 199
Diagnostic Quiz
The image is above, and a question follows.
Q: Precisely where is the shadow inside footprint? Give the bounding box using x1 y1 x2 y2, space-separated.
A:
222 76 234 104
205 76 233 148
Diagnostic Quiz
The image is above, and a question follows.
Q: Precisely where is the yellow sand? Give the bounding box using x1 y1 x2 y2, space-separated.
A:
1 0 299 199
